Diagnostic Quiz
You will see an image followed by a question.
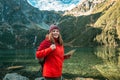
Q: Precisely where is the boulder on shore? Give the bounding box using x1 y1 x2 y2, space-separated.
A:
3 73 29 80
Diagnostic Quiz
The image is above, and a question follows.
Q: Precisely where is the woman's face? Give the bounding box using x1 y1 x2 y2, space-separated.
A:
51 29 60 38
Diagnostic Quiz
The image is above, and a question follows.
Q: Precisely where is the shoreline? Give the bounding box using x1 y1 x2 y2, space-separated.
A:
0 68 106 80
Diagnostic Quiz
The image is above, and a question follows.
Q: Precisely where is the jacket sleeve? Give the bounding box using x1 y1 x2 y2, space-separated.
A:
36 47 52 59
36 40 52 59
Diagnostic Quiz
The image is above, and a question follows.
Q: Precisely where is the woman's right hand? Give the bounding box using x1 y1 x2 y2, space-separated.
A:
50 44 56 50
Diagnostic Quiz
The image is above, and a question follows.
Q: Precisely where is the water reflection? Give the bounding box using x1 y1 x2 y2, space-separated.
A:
1 47 120 80
0 49 38 68
94 47 120 80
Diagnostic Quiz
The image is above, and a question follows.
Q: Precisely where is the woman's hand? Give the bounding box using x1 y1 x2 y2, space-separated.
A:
50 44 56 50
64 49 76 59
64 54 71 59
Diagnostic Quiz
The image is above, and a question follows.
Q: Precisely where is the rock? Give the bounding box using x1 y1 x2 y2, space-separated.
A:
35 76 65 80
3 73 29 80
64 77 100 80
35 77 45 80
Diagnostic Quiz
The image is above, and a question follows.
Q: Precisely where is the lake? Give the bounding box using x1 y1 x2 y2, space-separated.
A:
0 47 120 80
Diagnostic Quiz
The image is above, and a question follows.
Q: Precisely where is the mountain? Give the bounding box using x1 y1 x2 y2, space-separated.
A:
63 0 105 16
0 0 62 28
58 0 120 47
0 0 62 49
94 0 120 46
0 0 120 49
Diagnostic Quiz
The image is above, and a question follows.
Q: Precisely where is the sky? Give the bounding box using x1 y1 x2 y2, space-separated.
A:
27 0 81 11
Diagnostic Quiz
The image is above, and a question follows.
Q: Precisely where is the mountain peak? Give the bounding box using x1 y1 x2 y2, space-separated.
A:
63 0 116 16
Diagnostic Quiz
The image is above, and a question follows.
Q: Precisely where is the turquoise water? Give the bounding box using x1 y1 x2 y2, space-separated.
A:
0 47 120 80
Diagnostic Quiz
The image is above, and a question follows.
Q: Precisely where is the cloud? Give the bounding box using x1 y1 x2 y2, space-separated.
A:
27 0 81 11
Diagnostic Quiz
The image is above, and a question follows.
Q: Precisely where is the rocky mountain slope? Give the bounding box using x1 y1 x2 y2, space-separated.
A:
59 0 120 47
0 0 120 49
94 0 120 46
0 0 62 49
63 0 105 16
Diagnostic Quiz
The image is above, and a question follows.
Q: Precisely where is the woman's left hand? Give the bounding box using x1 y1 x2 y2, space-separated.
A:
64 54 71 59
64 49 76 59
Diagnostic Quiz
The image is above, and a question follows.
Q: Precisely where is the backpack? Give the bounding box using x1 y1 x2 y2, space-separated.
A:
38 58 45 73
36 39 51 74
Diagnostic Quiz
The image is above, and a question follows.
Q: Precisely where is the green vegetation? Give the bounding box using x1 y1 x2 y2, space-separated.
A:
59 12 102 46
63 47 103 79
0 47 105 80
63 46 120 80
94 1 120 46
94 47 120 80
0 22 47 49
59 0 120 47
1 47 120 80
1 0 120 48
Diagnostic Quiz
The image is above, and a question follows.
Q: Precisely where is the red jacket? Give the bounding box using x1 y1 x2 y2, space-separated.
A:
36 38 64 78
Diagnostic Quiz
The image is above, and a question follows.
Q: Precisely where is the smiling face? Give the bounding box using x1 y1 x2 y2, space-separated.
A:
51 29 60 39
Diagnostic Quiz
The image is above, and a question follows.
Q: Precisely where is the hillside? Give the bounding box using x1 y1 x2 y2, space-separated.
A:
59 0 120 47
0 0 62 49
94 0 120 46
0 0 120 49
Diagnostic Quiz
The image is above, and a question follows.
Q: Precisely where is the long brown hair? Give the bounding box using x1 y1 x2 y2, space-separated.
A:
46 32 63 45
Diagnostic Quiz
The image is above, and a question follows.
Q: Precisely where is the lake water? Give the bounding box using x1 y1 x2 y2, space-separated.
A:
0 47 120 80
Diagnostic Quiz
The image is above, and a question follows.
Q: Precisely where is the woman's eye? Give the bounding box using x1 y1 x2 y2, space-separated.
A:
52 30 55 32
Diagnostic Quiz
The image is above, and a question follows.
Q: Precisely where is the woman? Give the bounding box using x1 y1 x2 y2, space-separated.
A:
36 24 71 80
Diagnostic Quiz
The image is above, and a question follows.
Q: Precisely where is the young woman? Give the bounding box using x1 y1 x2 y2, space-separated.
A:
36 24 71 80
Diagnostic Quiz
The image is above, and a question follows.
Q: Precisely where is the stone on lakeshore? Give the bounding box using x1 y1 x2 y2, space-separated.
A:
3 73 29 80
35 77 45 80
